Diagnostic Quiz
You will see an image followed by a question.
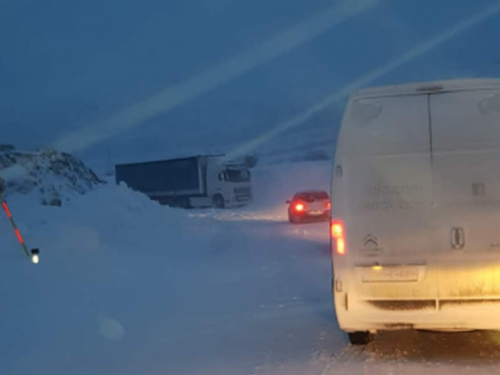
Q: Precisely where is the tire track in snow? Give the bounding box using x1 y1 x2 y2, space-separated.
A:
335 344 368 362
318 344 370 375
318 330 500 375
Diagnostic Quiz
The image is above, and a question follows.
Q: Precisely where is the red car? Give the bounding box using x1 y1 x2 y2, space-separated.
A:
286 190 330 224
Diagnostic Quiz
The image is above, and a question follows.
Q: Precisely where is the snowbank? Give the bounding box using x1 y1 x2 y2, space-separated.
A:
3 180 199 259
0 177 215 374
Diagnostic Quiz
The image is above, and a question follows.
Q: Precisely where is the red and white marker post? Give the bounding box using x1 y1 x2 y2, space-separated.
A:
0 181 39 263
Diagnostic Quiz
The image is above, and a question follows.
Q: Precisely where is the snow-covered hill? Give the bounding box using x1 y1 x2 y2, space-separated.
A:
0 148 103 205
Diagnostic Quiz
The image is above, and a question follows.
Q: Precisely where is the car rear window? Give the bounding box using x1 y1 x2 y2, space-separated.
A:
296 192 329 201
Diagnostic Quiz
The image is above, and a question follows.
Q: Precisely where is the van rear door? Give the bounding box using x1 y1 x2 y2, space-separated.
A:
333 93 440 301
335 94 434 261
430 90 500 299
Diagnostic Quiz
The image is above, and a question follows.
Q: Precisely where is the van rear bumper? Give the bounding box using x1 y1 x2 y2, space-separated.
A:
335 294 500 332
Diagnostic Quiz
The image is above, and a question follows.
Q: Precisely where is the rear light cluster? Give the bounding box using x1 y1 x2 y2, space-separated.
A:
294 203 305 212
331 219 345 255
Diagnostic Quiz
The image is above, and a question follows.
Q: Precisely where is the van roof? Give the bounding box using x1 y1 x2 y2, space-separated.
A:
353 78 500 99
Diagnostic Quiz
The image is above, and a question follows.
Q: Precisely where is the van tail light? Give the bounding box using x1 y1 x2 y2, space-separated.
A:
331 219 345 255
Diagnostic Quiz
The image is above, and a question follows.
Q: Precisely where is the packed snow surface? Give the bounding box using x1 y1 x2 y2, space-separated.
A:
1 160 500 375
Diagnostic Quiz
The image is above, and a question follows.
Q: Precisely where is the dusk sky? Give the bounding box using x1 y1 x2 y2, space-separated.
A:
2 0 500 168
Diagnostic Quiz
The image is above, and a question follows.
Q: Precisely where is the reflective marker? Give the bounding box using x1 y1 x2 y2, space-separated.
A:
0 192 32 259
31 249 40 264
14 228 24 244
2 202 12 218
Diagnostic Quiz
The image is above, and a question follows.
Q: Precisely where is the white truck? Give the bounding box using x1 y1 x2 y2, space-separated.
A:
115 154 252 208
331 79 500 344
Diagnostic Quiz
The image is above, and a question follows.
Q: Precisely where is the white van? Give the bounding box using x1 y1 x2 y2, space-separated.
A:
331 79 500 345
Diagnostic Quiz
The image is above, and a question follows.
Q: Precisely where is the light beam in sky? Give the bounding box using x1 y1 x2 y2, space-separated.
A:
224 0 500 161
54 0 380 153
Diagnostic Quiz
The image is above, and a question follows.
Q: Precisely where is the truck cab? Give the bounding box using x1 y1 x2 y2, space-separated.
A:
206 159 252 208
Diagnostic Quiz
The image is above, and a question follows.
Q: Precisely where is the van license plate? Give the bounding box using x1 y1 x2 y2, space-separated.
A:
361 266 419 283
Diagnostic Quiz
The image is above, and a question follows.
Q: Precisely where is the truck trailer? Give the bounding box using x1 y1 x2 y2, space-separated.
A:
116 154 252 208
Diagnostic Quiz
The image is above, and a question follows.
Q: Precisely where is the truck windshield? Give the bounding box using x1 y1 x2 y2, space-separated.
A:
225 169 250 182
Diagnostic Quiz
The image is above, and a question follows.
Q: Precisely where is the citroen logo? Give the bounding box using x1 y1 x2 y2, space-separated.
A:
450 227 465 249
363 234 378 247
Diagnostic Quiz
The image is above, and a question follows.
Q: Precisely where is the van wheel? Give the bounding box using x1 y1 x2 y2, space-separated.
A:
348 331 373 345
213 194 225 209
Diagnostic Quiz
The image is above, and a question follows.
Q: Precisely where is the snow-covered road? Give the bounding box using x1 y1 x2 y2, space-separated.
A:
2 161 500 374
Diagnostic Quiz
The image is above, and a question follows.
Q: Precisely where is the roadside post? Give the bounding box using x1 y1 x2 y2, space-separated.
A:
0 177 40 264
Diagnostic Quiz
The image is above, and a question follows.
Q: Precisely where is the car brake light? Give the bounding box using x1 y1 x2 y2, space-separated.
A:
331 219 345 255
294 203 305 212
326 201 331 209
